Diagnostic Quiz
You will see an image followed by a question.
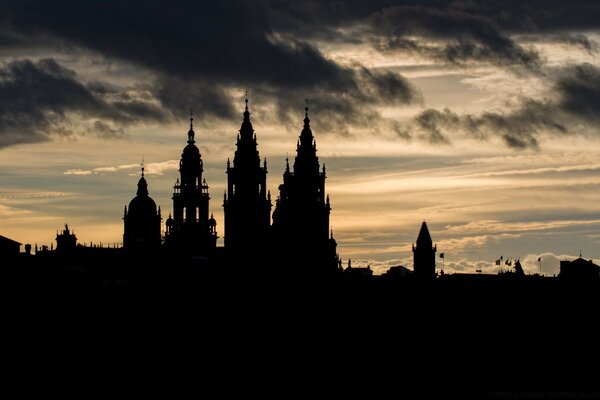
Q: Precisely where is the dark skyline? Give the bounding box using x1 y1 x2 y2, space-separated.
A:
1 1 600 275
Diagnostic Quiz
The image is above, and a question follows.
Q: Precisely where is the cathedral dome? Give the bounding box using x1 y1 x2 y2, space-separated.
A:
128 193 157 216
208 214 217 227
128 176 157 216
183 143 200 156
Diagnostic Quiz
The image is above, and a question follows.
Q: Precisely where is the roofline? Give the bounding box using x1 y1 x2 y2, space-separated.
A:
0 235 22 245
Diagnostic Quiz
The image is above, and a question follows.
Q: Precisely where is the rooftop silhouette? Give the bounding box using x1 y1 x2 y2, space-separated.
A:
1 102 598 395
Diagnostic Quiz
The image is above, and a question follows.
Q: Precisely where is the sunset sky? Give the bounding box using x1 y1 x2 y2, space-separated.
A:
1 1 599 275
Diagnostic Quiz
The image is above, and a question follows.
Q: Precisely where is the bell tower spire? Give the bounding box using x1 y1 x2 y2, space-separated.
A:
271 100 339 273
304 98 310 129
166 113 217 255
223 92 272 253
188 108 195 144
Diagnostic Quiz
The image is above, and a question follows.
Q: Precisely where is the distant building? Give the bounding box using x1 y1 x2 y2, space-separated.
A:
412 221 437 280
123 166 162 251
344 262 373 277
271 104 338 273
383 265 413 278
0 234 21 258
56 224 78 252
165 116 217 255
223 98 271 256
559 258 600 282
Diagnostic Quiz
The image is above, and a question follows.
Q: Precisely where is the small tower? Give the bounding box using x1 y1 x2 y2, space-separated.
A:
412 221 437 279
56 224 77 252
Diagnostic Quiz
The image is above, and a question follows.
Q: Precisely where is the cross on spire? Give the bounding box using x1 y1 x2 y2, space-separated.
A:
303 98 311 129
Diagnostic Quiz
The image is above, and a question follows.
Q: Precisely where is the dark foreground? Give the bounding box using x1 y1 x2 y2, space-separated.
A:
3 259 600 397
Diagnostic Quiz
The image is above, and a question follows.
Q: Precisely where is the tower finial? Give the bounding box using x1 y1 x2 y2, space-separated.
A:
303 98 310 129
187 110 195 144
141 156 145 177
242 90 251 123
189 108 194 130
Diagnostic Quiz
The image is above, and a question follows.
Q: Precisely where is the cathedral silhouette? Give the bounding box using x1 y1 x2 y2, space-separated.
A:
2 97 600 393
117 97 344 275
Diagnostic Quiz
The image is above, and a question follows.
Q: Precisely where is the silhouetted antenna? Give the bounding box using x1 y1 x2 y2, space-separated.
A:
305 98 309 117
189 108 194 130
245 90 249 110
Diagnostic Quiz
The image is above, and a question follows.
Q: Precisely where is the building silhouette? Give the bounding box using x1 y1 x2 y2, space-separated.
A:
559 257 600 281
165 117 217 255
223 97 271 256
412 221 436 279
123 167 162 251
56 224 78 253
271 104 338 273
0 234 21 259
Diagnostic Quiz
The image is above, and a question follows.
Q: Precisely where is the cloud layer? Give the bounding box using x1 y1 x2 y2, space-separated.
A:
0 1 597 149
0 58 166 148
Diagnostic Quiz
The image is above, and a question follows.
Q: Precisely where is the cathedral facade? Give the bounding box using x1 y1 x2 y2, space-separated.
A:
120 100 340 272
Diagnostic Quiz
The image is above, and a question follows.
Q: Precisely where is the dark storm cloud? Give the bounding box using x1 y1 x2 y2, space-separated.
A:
269 1 599 69
368 5 540 69
408 63 600 149
0 58 167 148
244 67 420 137
548 34 597 55
0 0 598 147
2 0 599 77
555 63 600 122
0 0 425 142
154 77 238 121
0 1 354 88
409 100 567 149
357 67 422 105
415 109 453 145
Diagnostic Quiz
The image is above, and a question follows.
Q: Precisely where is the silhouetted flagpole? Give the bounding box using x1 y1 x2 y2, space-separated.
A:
538 256 542 276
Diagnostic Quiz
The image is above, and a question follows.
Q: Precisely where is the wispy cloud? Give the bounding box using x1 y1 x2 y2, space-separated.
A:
0 191 71 199
0 203 31 217
445 219 600 235
63 160 178 176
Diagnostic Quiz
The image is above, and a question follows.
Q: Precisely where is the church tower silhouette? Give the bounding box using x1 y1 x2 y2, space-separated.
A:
223 96 272 255
123 165 162 251
412 221 436 279
272 103 338 273
165 116 217 255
